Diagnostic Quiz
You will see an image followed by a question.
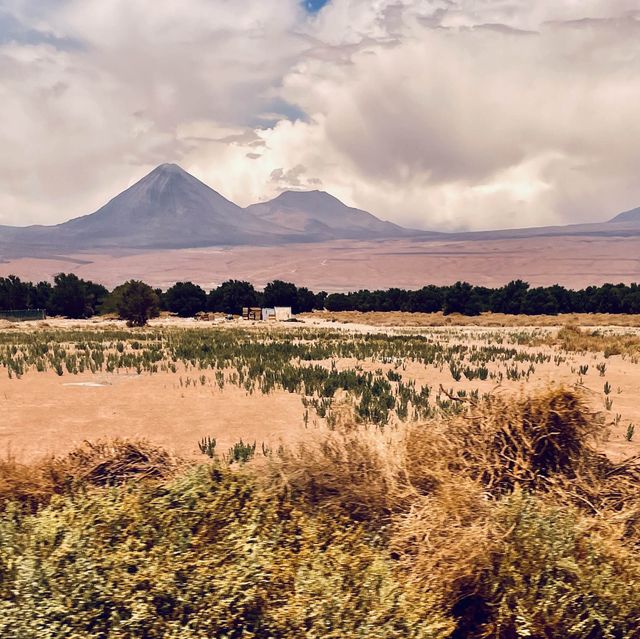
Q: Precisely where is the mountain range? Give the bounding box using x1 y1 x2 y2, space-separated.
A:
0 164 417 256
1 162 639 260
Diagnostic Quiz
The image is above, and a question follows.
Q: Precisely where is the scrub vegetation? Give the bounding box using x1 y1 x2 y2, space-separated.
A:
1 387 640 638
2 322 640 637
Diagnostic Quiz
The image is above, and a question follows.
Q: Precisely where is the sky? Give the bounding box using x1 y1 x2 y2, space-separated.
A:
1 0 640 231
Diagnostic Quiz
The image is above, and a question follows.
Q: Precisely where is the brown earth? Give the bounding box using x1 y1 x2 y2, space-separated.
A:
0 370 308 461
2 235 640 290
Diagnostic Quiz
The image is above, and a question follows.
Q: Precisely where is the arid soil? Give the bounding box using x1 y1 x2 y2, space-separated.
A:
1 316 640 463
0 372 305 461
3 234 640 290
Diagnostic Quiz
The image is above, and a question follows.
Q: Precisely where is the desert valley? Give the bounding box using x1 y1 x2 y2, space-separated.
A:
3 1 640 637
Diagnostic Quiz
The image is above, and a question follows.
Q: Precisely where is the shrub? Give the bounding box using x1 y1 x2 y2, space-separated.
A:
0 464 448 639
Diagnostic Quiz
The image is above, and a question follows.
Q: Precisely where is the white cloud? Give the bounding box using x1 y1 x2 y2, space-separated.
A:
1 0 640 230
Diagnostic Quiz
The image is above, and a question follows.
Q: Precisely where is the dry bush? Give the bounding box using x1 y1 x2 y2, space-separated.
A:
391 477 495 604
270 426 415 522
0 439 178 511
405 386 606 496
0 454 64 512
268 385 636 521
61 439 177 487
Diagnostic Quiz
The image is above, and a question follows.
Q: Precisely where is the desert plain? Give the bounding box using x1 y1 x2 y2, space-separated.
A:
3 234 640 291
2 312 640 463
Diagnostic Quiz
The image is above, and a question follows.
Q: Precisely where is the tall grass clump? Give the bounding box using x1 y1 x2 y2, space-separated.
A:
267 385 640 638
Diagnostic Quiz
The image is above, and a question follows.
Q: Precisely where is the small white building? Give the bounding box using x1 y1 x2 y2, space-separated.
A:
274 306 293 321
262 308 275 321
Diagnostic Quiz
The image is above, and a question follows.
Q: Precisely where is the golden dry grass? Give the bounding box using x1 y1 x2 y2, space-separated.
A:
0 439 178 512
551 323 640 356
302 310 640 327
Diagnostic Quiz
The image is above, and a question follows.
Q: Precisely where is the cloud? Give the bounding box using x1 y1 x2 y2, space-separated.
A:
1 0 640 231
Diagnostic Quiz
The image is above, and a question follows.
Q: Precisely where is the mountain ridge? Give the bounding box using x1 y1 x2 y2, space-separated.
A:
609 206 640 224
1 164 640 258
245 188 413 241
0 164 417 255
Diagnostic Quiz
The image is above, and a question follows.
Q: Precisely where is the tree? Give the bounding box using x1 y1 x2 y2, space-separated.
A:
165 281 207 317
622 291 640 314
111 280 160 326
263 280 299 311
49 273 107 318
325 293 351 312
490 280 529 314
407 286 444 313
314 291 328 310
296 287 317 313
521 288 559 315
208 280 258 314
443 282 481 316
0 275 31 310
590 284 622 314
30 281 53 311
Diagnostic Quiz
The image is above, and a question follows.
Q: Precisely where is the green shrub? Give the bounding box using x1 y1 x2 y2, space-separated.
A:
476 494 640 639
0 465 448 639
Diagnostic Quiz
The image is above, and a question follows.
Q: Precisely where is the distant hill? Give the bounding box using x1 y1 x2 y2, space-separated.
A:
245 190 412 241
609 206 640 224
1 164 640 260
0 165 416 256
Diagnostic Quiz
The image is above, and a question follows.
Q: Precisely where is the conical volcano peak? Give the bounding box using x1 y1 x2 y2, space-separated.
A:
47 163 286 249
144 163 196 186
152 163 188 175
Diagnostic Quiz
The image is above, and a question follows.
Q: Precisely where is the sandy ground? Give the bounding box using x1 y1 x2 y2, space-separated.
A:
3 235 640 290
1 317 640 463
0 370 308 461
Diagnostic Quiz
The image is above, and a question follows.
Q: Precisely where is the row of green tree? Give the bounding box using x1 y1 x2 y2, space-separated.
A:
0 274 325 325
3 274 640 324
324 280 640 316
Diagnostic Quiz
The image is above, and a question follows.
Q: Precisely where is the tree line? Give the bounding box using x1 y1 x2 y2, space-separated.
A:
2 274 640 325
0 274 325 325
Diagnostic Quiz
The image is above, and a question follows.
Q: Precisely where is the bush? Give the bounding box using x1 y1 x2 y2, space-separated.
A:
0 464 447 639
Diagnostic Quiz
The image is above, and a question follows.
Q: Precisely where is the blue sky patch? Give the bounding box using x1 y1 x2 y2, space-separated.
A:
0 9 82 50
304 0 330 13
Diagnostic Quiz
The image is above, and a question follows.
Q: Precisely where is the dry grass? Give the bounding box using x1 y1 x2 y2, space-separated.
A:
270 385 627 520
302 310 640 328
267 384 640 633
0 438 178 511
551 323 640 356
405 387 606 495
